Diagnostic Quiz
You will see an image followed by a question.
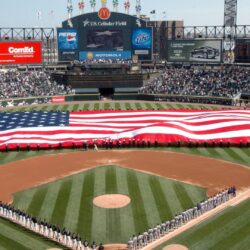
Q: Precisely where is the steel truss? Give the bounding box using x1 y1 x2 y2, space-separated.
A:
166 25 250 40
0 28 56 64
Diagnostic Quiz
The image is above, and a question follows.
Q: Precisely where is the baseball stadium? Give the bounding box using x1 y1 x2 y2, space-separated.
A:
0 1 250 250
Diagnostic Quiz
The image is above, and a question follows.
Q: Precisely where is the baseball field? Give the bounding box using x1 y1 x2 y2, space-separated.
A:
0 101 250 250
155 199 250 250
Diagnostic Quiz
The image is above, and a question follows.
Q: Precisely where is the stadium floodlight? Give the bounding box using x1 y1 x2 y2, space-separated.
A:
224 0 237 27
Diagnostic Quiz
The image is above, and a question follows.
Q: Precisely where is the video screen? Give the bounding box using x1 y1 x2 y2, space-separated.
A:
168 40 222 63
235 40 250 63
86 29 124 51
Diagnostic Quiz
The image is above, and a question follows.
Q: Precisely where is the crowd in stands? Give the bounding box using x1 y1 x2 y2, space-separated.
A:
1 65 250 107
0 201 104 250
0 69 72 99
139 66 250 98
127 187 236 250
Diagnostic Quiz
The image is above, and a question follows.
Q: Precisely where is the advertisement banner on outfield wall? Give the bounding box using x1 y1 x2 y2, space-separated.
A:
0 41 42 65
167 40 222 63
52 96 65 104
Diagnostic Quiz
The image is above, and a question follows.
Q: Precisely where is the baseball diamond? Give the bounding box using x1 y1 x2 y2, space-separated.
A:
0 102 249 250
1 0 250 248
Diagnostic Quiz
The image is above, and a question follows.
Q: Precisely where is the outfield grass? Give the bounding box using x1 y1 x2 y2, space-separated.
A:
12 166 207 244
4 101 223 113
0 217 67 250
155 199 250 250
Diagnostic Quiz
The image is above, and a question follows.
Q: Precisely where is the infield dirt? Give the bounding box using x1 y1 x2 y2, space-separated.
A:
0 150 250 204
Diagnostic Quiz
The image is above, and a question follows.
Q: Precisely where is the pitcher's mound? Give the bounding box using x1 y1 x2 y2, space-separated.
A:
93 194 131 209
163 244 188 250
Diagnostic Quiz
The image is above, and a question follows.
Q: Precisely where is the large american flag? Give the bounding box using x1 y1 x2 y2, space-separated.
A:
0 109 250 148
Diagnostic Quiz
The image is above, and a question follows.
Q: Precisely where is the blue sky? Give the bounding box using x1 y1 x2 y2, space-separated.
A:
0 0 249 27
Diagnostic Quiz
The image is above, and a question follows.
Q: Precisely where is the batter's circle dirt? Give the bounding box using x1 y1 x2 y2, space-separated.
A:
163 244 189 250
93 194 131 209
0 150 250 204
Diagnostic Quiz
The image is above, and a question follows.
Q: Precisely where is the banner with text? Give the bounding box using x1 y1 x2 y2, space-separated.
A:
52 96 65 104
168 40 222 63
79 51 131 60
0 41 42 65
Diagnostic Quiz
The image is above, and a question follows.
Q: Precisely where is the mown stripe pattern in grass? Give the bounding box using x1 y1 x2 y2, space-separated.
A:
12 166 206 244
0 217 64 250
154 199 250 250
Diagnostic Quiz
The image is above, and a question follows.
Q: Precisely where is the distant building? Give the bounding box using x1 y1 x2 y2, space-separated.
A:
146 20 184 60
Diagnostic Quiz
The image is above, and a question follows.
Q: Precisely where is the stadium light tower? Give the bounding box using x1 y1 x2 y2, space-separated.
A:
224 0 237 62
67 0 73 19
135 0 141 18
224 0 237 27
78 0 85 15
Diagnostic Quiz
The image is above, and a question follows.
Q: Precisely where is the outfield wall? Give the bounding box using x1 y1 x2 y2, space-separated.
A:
0 93 248 108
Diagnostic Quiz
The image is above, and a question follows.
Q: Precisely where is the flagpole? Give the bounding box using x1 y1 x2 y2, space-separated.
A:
135 0 141 18
67 0 73 19
37 10 42 28
79 0 84 15
113 0 119 12
150 10 156 21
90 0 96 12
124 0 130 14
162 11 167 20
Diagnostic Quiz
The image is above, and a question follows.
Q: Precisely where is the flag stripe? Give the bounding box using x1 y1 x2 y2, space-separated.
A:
0 110 249 147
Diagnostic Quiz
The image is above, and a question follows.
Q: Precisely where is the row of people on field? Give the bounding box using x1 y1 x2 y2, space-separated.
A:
0 202 104 250
127 186 236 250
